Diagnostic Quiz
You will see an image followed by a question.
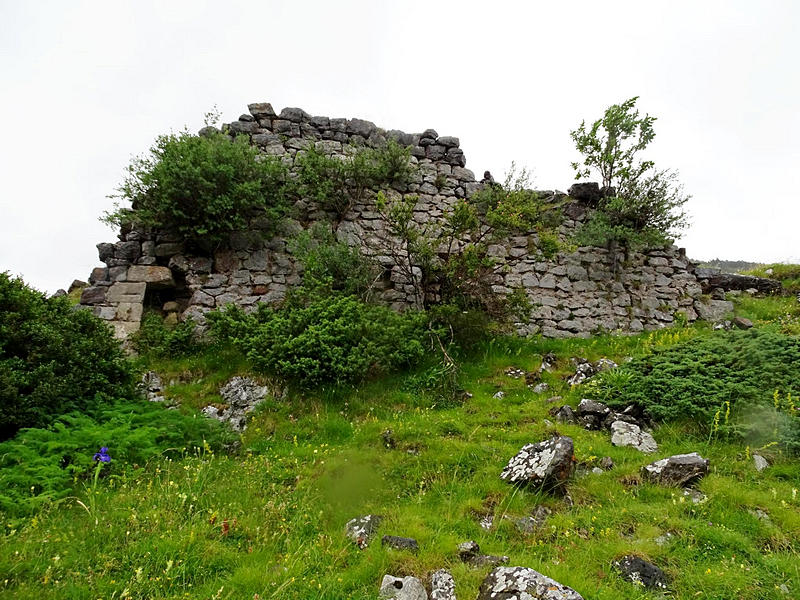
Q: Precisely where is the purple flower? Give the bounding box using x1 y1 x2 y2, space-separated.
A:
93 447 111 463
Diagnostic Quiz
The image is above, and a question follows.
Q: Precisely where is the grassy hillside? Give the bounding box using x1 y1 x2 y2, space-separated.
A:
1 296 799 599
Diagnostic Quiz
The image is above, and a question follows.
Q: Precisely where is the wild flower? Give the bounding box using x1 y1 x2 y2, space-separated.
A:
93 447 111 463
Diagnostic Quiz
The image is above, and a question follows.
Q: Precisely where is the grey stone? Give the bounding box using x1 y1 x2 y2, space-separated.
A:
126 266 175 288
694 299 734 322
345 514 383 549
501 436 574 490
80 285 107 305
612 555 668 590
430 569 455 600
458 540 508 567
381 535 419 552
753 454 769 472
205 376 271 431
610 421 658 453
379 575 427 600
476 566 584 600
641 452 709 487
347 118 376 137
553 405 576 425
228 120 258 135
279 107 310 122
247 102 275 119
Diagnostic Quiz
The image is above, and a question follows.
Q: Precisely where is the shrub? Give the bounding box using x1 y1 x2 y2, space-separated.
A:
207 295 428 388
130 312 200 358
0 273 133 440
104 128 290 246
293 140 413 221
588 329 800 442
288 224 380 298
0 401 231 517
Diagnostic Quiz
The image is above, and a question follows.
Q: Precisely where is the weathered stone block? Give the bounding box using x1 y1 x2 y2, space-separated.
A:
107 282 146 303
126 266 175 288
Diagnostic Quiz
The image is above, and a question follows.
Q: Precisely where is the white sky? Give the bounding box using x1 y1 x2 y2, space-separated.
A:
1 0 799 293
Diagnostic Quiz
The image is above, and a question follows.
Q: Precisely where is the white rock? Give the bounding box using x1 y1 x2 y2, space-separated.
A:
610 421 658 453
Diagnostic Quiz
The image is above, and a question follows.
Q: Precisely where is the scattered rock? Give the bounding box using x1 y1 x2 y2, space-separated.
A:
203 376 269 431
379 574 428 600
546 395 563 404
749 508 771 523
430 569 456 600
733 316 753 329
458 540 508 567
381 535 419 552
541 352 558 372
531 382 549 394
505 367 525 379
493 390 506 400
576 398 611 430
753 454 769 472
591 467 604 475
682 488 707 504
654 532 674 546
552 405 576 424
508 505 552 534
478 514 494 530
139 371 165 403
501 436 575 490
381 429 396 449
610 421 658 453
694 299 734 323
345 514 383 549
566 358 617 386
599 456 615 470
612 555 668 590
641 452 709 487
476 566 584 600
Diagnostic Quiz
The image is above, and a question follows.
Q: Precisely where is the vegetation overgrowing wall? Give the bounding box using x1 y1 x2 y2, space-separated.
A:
80 102 707 339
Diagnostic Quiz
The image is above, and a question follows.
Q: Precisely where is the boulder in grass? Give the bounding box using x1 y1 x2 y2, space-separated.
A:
641 452 709 487
610 421 658 453
501 436 575 490
381 535 419 553
379 575 428 600
613 555 668 590
476 566 584 600
345 514 382 549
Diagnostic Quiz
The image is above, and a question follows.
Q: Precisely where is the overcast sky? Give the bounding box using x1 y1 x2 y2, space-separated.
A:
2 0 799 293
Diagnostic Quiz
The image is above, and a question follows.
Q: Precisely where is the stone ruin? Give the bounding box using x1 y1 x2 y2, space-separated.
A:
79 101 731 339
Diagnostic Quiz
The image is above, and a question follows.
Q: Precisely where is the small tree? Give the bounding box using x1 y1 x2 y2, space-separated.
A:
570 97 689 251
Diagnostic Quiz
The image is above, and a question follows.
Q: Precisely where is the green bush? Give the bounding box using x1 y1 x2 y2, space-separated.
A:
0 401 231 517
130 312 200 358
588 329 800 443
208 295 428 388
104 128 290 246
289 224 380 298
293 140 413 220
0 273 133 440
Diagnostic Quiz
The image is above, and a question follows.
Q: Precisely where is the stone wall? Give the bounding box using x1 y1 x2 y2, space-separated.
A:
80 102 718 339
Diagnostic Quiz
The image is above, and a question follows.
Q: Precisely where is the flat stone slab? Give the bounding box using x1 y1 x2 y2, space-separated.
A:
501 436 574 490
477 566 584 600
641 452 709 487
610 421 658 453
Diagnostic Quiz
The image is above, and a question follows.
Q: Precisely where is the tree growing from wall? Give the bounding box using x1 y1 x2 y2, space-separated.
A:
570 97 689 251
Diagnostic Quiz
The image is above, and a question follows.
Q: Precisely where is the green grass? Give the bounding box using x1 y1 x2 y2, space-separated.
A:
2 315 799 599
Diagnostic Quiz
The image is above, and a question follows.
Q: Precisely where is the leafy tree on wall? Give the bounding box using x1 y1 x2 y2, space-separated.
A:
570 97 689 252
